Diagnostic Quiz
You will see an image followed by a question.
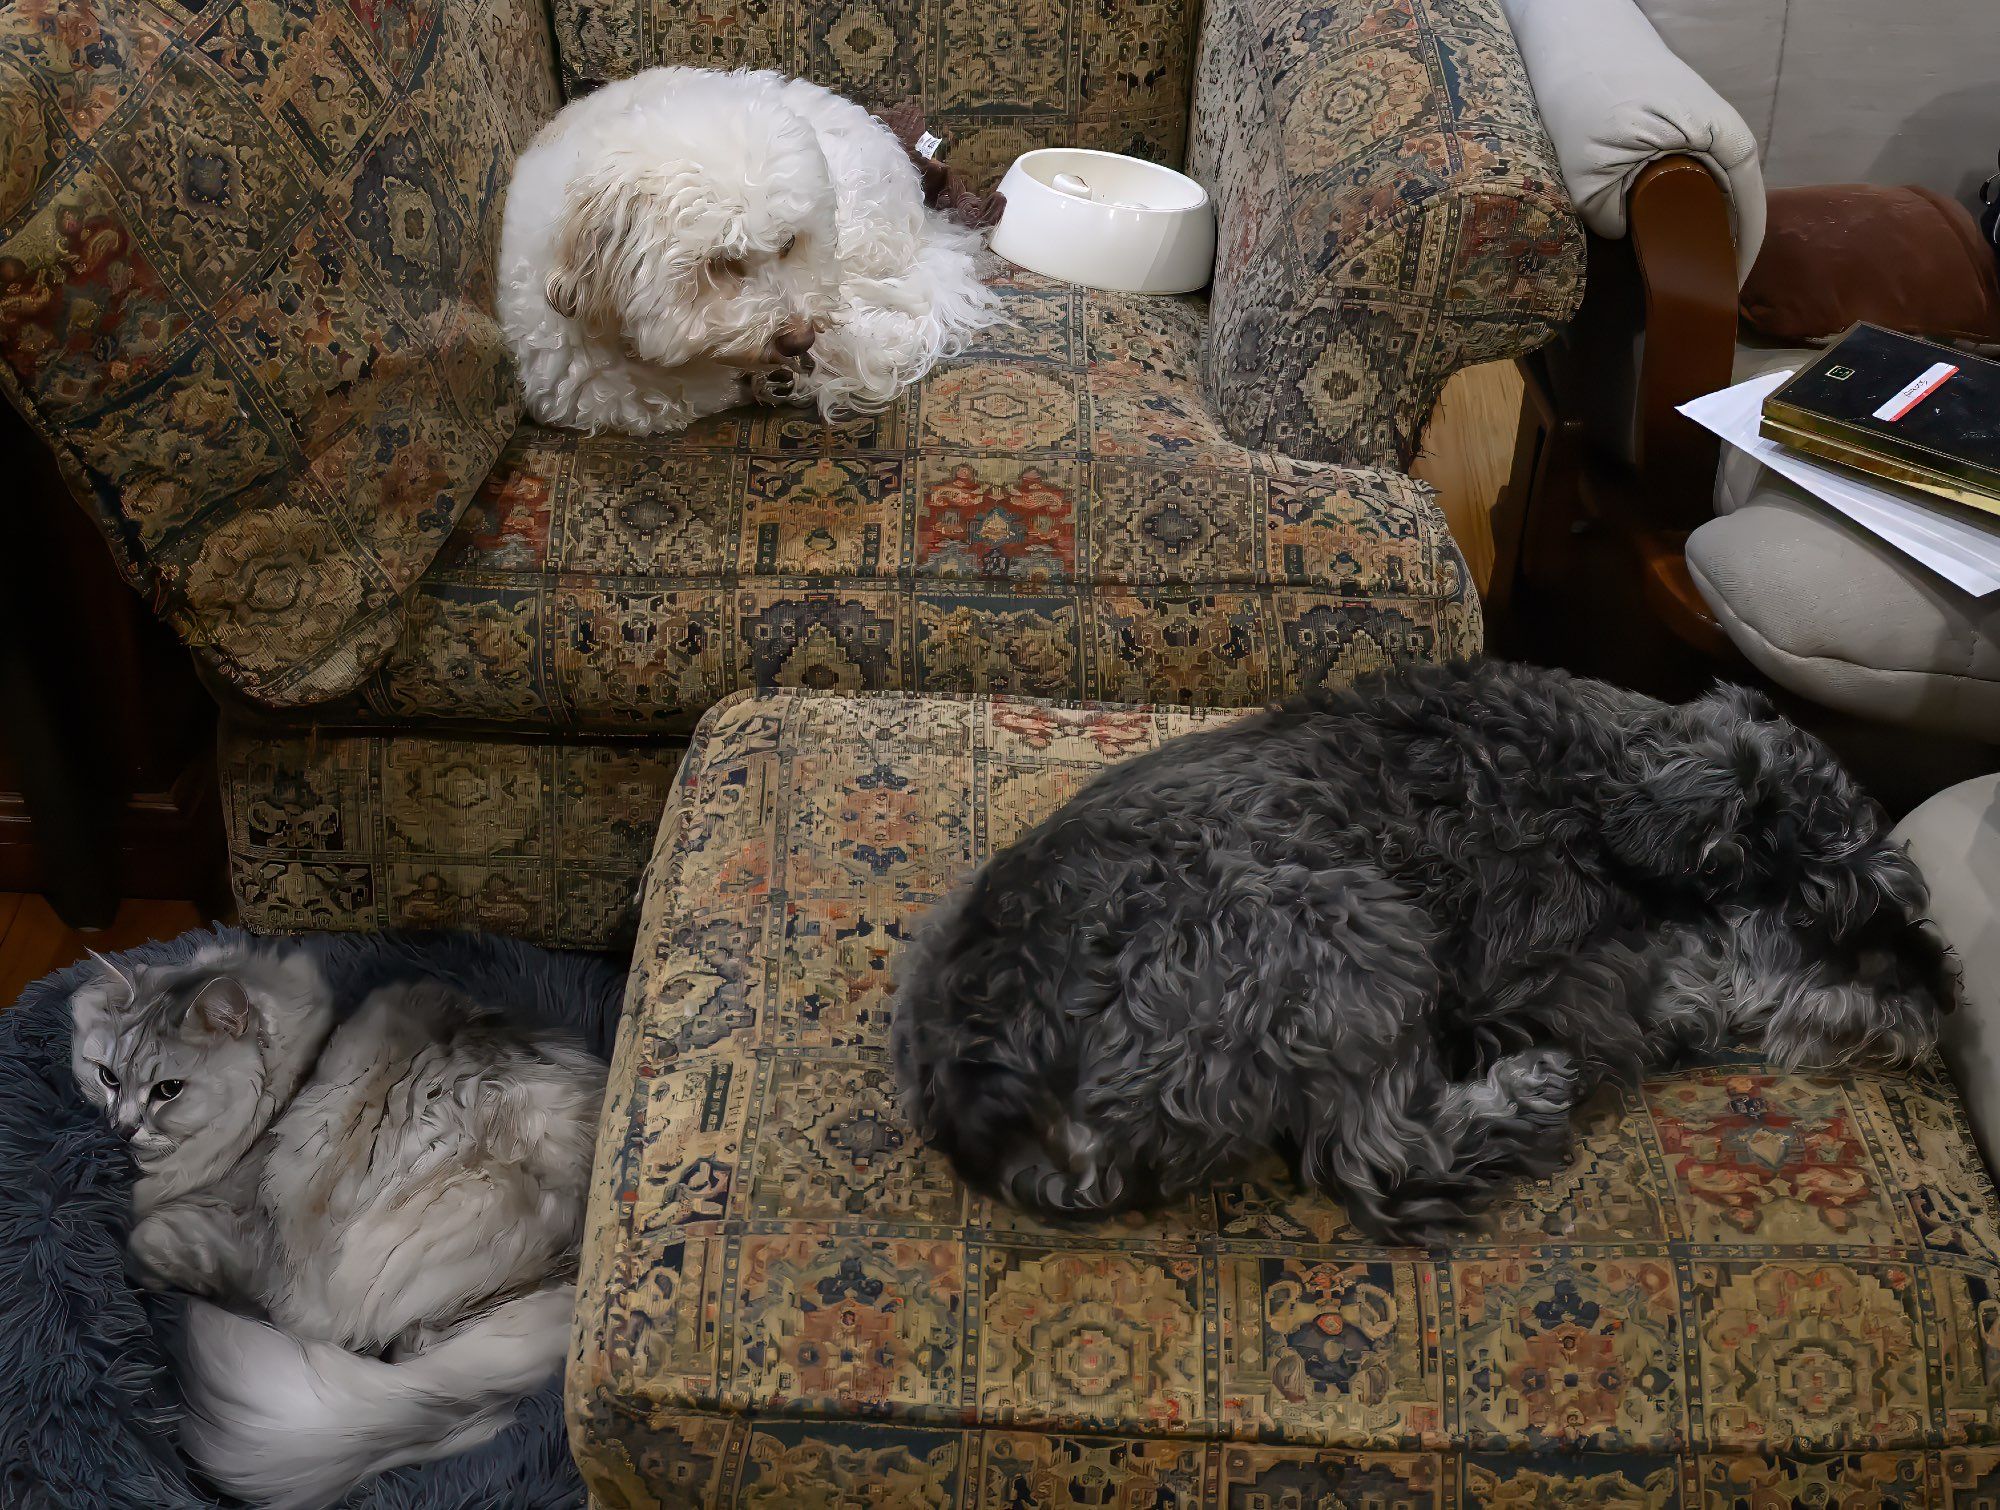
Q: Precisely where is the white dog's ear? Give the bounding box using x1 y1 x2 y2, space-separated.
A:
545 174 636 330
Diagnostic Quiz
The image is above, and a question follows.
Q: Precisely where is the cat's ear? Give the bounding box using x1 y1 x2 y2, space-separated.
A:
186 976 254 1040
72 950 137 1034
84 948 136 1003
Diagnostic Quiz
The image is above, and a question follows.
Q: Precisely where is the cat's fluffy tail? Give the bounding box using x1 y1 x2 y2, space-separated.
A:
175 1285 571 1509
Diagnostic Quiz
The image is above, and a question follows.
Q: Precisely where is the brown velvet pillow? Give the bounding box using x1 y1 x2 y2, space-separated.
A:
1740 184 2000 344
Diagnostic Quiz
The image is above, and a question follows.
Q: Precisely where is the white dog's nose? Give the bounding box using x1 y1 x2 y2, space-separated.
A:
773 320 816 359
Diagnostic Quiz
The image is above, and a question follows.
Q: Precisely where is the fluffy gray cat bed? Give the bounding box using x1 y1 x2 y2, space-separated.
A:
0 926 622 1509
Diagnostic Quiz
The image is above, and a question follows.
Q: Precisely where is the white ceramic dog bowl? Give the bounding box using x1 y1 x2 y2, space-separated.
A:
989 149 1216 295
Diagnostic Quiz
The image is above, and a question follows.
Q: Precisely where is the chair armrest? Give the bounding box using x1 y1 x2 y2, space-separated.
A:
1626 157 1738 507
1502 0 1765 281
1189 0 1585 471
1547 154 1738 521
1522 153 1739 655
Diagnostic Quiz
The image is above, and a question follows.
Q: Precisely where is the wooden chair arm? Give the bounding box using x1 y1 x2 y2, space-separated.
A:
1626 154 1740 526
1496 153 1744 662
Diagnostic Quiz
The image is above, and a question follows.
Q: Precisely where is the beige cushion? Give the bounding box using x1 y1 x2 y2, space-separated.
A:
1728 339 1814 388
1503 0 1765 279
1686 489 2000 740
1634 0 2000 210
1691 337 2000 740
1895 775 2000 1164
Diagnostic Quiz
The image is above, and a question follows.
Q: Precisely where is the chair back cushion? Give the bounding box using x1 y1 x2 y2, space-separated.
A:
1636 0 2000 209
0 2 560 706
549 0 1197 184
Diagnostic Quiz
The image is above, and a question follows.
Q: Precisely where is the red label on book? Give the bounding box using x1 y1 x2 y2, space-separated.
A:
1873 361 1959 422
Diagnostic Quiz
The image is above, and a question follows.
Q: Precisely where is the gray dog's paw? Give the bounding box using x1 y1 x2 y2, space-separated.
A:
1495 1047 1585 1116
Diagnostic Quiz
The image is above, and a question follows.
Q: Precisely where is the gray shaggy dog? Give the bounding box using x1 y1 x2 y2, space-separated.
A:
892 660 1954 1241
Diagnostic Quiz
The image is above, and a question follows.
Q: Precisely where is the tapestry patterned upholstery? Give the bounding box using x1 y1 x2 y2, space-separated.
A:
548 0 1197 185
316 269 1481 736
1188 0 1585 470
0 1 558 705
217 721 683 948
571 688 2000 1507
6 2 1588 951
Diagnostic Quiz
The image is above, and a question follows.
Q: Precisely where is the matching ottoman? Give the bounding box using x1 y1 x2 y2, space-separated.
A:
569 689 2000 1507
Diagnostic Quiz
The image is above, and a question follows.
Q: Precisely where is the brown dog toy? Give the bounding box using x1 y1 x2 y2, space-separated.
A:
880 101 1006 230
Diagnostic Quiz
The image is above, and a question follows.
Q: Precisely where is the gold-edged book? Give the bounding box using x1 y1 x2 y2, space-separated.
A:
1759 322 2000 517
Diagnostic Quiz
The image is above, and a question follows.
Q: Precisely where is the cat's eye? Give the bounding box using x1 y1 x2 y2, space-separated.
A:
97 1064 119 1091
707 253 747 280
779 235 798 259
152 1080 184 1102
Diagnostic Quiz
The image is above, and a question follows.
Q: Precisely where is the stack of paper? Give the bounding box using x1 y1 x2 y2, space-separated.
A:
1679 369 2000 597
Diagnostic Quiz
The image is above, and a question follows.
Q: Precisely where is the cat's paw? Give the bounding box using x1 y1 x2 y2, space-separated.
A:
126 1214 192 1293
127 1206 235 1297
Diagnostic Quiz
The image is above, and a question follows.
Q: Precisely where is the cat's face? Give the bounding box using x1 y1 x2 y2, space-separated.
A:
71 955 269 1173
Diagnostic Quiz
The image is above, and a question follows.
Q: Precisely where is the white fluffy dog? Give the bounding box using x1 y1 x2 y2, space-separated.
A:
499 68 998 435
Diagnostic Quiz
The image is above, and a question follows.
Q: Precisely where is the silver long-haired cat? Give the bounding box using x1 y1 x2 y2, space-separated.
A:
70 940 605 1509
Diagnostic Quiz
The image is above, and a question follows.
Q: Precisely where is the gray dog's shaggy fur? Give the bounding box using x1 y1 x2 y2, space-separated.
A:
892 661 1955 1241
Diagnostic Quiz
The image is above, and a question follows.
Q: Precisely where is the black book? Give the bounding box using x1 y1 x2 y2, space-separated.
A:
1761 322 2000 514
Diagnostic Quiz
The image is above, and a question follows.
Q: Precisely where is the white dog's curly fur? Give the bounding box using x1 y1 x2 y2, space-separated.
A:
499 67 998 435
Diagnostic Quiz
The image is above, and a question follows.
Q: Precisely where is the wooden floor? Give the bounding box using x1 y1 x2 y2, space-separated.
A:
0 895 213 1007
0 363 1523 995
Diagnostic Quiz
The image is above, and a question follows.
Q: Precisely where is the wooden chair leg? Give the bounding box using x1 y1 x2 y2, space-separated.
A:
1488 355 1587 656
1 394 225 918
0 573 119 928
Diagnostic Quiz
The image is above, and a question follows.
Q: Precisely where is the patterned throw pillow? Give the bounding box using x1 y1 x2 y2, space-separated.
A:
547 0 1197 185
0 1 560 706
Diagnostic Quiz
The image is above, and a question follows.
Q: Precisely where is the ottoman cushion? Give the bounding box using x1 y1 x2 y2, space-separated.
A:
570 689 2000 1506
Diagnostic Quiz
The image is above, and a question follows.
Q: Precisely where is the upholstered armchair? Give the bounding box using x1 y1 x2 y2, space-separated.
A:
0 0 1582 948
